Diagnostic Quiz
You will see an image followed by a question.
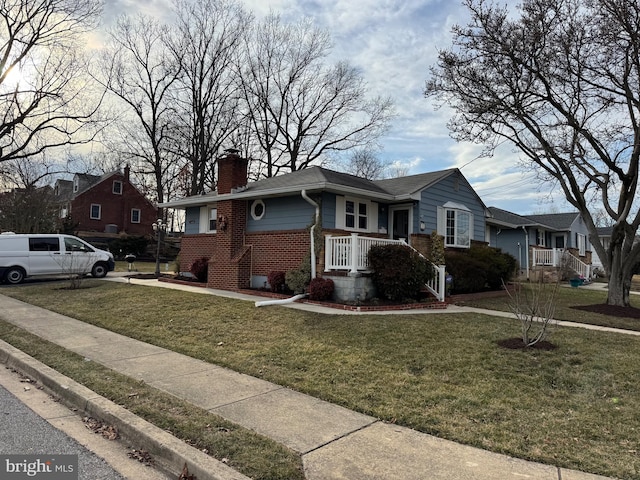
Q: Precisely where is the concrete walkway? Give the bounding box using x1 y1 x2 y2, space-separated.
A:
0 276 623 480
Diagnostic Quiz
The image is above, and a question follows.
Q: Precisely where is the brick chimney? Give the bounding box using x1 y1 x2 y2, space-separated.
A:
124 164 130 181
208 149 250 290
217 149 248 195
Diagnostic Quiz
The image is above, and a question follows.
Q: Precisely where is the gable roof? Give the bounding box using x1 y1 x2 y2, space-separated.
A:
374 169 456 196
160 166 471 208
488 207 581 231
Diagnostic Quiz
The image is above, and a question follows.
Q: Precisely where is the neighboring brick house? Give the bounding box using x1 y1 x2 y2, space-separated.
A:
160 150 489 302
54 166 157 236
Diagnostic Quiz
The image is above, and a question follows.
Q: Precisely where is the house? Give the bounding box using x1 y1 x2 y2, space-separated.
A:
160 150 489 302
486 207 592 279
54 166 158 237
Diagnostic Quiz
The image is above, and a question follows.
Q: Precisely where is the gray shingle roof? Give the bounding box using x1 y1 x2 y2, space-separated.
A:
246 166 389 195
373 169 456 196
488 207 581 231
525 212 579 230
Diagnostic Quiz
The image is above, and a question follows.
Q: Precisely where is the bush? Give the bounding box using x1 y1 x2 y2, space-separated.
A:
444 252 488 294
308 277 334 301
108 236 149 259
190 257 210 283
444 245 517 294
267 271 286 292
368 244 433 301
286 255 312 294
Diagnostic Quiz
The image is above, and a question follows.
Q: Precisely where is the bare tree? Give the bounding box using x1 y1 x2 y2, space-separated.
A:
239 14 394 177
0 0 104 164
167 0 250 195
98 14 182 208
426 0 640 307
341 148 390 180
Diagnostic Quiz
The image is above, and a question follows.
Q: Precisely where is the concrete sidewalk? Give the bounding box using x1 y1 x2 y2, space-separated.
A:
0 279 618 480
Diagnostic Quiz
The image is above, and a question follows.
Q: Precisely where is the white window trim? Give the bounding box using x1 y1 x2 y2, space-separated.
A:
536 228 546 247
335 196 378 233
437 204 473 248
577 233 586 256
90 204 101 220
131 208 141 223
251 199 265 220
113 180 123 195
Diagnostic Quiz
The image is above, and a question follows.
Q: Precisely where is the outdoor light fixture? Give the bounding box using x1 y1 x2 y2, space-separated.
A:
420 220 426 231
152 218 168 277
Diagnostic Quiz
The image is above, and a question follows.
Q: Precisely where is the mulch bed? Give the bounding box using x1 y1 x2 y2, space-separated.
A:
496 338 557 350
571 304 640 319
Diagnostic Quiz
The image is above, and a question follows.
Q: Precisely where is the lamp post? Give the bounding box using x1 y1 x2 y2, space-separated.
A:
152 218 167 277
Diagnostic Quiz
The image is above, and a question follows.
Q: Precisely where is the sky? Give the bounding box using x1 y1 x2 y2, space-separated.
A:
99 0 570 215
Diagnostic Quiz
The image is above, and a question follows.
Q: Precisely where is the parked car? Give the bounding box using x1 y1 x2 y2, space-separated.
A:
0 233 115 284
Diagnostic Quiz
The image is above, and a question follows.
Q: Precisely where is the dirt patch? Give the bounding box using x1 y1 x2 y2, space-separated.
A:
571 304 640 319
496 338 557 350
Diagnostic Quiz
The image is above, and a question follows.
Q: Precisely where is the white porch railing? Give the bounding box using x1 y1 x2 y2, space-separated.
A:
532 248 591 278
324 233 446 302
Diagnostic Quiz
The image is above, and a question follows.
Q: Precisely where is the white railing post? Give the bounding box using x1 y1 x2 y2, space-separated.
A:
350 232 359 273
324 235 332 272
437 265 446 302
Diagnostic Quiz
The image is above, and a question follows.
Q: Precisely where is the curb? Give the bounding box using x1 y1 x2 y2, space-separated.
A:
0 339 250 480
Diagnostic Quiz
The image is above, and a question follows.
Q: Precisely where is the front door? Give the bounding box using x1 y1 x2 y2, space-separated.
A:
391 208 410 241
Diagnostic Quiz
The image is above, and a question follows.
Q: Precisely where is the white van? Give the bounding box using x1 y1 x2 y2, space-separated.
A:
0 233 115 284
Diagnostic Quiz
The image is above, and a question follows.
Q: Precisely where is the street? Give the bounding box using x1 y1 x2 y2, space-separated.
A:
0 365 172 480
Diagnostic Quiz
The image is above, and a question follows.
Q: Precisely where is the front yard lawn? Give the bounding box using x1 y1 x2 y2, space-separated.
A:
2 280 640 479
459 283 640 332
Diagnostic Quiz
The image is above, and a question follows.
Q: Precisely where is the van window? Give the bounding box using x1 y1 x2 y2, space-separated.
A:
64 237 93 252
29 238 60 252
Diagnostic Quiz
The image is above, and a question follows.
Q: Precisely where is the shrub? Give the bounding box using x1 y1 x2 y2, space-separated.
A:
285 255 312 294
444 252 488 294
308 277 334 301
108 236 149 259
444 245 517 294
190 257 210 282
368 244 433 301
267 271 286 292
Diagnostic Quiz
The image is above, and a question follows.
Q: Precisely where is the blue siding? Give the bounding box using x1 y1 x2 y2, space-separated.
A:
185 207 200 235
321 192 336 229
247 196 316 232
419 171 486 240
493 227 527 268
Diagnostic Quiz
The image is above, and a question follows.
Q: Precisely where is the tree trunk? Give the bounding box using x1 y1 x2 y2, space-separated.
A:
607 254 631 307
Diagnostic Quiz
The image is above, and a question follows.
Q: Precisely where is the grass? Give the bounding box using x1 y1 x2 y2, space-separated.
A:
2 280 640 479
0 318 303 480
460 283 640 331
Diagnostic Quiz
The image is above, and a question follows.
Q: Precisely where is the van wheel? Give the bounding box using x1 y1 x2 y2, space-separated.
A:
91 263 108 278
5 267 25 284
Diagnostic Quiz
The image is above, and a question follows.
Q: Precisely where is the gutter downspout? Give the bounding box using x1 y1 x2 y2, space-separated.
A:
522 226 530 279
301 189 319 279
255 293 308 307
256 190 319 308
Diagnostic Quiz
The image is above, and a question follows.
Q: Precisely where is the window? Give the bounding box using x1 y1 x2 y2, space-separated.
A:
90 204 101 220
208 208 217 231
131 209 141 223
345 200 368 230
251 199 265 220
577 233 586 256
536 229 546 247
112 180 123 195
65 237 93 252
29 237 60 252
446 209 470 248
438 202 473 248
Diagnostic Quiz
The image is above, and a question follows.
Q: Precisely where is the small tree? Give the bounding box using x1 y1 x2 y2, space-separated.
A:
505 277 559 347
